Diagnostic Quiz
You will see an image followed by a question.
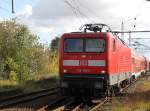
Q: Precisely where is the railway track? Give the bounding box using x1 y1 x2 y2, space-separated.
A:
0 75 148 111
0 87 60 108
51 97 109 111
49 75 145 111
49 97 81 111
89 97 109 111
89 75 144 111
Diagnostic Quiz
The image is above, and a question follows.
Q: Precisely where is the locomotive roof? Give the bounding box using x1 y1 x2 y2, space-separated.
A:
62 32 111 38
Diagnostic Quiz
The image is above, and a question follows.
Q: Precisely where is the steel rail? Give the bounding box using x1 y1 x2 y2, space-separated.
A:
89 97 108 111
89 76 141 111
0 87 60 108
51 74 146 111
52 98 82 111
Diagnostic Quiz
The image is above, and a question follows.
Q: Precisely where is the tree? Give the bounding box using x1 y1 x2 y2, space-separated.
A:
0 20 59 82
0 20 40 81
50 37 60 52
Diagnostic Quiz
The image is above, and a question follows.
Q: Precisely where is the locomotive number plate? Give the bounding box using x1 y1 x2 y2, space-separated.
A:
79 60 88 66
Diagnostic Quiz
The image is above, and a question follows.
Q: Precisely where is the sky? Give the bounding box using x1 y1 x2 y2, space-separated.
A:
1 0 150 58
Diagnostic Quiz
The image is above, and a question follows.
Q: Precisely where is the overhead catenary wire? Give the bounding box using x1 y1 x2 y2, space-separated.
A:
134 0 145 21
75 0 102 21
0 0 14 14
113 30 150 33
64 0 95 23
63 0 85 31
132 40 150 53
69 0 89 23
1 0 10 6
124 0 145 31
71 0 99 22
64 0 85 25
70 0 96 23
135 42 150 50
0 5 10 13
130 38 150 39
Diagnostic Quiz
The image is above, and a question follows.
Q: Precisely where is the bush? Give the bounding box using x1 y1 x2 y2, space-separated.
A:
9 71 17 81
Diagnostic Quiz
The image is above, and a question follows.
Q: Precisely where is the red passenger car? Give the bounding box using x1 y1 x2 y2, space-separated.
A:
144 57 150 72
59 24 133 97
131 52 146 78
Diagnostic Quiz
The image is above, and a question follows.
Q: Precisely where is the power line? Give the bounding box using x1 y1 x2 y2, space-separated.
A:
70 0 90 23
131 38 150 39
75 0 102 21
113 30 150 33
2 0 10 5
0 0 14 14
64 0 94 23
65 0 84 17
64 0 84 24
71 0 95 22
134 0 145 20
0 5 10 13
134 41 150 50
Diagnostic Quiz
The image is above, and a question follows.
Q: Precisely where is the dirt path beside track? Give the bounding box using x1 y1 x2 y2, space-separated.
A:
112 73 150 111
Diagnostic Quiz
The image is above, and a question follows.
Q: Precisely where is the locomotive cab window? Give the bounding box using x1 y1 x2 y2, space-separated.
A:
85 39 105 52
64 39 83 52
64 38 105 53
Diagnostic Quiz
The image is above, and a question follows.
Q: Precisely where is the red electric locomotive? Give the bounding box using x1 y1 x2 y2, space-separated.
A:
59 24 132 97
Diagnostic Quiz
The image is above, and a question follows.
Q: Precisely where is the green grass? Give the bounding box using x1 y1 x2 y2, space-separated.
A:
0 80 19 91
113 102 150 111
142 82 150 90
21 75 59 93
112 74 150 111
0 74 59 93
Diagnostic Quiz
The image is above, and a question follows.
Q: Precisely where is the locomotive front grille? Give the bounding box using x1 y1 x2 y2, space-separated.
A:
60 74 108 97
60 74 108 89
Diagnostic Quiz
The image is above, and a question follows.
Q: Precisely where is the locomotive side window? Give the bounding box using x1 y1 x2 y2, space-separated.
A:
85 39 105 52
132 58 135 64
64 39 83 52
113 39 116 52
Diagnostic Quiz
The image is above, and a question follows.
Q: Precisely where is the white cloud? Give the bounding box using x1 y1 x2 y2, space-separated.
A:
27 0 150 32
15 0 150 48
17 4 32 18
16 4 54 34
24 4 32 16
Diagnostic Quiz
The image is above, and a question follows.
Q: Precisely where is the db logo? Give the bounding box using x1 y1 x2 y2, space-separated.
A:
80 60 88 66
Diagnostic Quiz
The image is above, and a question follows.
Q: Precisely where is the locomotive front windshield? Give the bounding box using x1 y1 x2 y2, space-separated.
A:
64 38 105 52
64 39 83 52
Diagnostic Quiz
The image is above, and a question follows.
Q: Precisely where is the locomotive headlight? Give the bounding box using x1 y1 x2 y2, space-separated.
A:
101 70 106 74
61 82 68 88
95 82 103 89
63 69 67 73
